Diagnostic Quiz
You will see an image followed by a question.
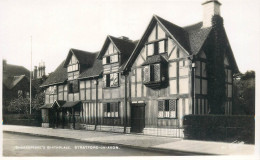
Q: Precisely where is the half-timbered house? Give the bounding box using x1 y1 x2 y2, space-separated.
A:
40 0 239 137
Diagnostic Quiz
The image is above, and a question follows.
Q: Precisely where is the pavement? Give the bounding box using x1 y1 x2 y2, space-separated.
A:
2 125 255 155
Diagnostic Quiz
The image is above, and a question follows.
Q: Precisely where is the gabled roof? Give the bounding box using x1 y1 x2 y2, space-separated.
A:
123 15 192 72
3 75 28 89
123 15 215 72
64 48 97 67
183 22 212 55
155 15 190 53
78 54 103 79
41 60 67 87
97 35 136 61
3 62 30 78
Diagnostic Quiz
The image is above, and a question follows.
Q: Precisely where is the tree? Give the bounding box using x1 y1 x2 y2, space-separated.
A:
7 91 45 115
233 71 255 115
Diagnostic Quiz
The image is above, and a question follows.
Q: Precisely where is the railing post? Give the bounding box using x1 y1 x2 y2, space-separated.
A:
124 74 128 133
95 79 98 130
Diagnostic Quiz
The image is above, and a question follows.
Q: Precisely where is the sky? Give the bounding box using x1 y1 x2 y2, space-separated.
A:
0 0 259 74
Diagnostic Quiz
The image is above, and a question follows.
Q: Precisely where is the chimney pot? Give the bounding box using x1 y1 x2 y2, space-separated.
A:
202 0 221 28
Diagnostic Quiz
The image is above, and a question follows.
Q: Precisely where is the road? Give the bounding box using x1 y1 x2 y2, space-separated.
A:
3 132 175 156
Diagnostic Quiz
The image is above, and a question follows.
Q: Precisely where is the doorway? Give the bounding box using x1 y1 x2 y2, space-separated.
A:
131 103 145 133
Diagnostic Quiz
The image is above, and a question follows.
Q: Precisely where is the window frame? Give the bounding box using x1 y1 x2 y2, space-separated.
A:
158 99 177 119
103 72 119 88
68 80 79 94
103 102 120 118
146 39 168 56
102 53 119 65
143 63 162 84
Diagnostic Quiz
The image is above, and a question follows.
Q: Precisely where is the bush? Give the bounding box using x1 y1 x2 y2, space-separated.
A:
183 115 255 144
3 113 42 127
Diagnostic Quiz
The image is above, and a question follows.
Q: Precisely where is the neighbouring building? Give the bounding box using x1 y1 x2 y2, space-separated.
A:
2 60 31 113
33 61 46 80
40 0 238 137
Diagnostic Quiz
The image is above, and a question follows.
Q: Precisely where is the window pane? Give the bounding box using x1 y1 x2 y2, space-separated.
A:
159 40 165 53
147 44 154 56
73 80 79 93
74 72 79 79
58 85 63 92
64 91 67 100
154 64 161 82
80 90 85 100
80 81 85 89
165 111 169 118
158 100 164 118
58 93 63 100
106 56 110 64
86 80 91 88
136 68 142 82
106 74 110 87
103 75 107 87
86 89 90 100
45 95 49 104
103 58 107 65
110 55 118 63
201 62 207 77
110 73 119 87
169 62 177 77
143 65 150 83
108 43 114 54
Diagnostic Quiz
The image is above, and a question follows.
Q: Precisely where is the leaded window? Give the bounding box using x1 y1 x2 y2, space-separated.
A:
103 102 119 118
103 73 119 88
143 65 151 83
143 63 161 83
68 80 79 93
146 39 167 56
158 100 177 118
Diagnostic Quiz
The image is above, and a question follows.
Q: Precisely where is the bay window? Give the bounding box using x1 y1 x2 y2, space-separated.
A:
143 63 162 83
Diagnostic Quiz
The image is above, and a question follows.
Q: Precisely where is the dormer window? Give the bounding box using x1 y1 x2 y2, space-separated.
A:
67 54 79 93
103 54 119 65
147 39 167 56
67 54 79 72
102 43 119 65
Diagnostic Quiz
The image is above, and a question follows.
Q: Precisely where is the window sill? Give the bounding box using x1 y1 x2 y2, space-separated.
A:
157 117 178 119
103 117 120 119
103 86 120 89
103 62 119 66
143 80 168 89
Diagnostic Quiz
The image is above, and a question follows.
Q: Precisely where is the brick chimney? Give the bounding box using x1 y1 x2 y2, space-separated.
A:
33 66 37 79
3 59 7 71
202 0 221 28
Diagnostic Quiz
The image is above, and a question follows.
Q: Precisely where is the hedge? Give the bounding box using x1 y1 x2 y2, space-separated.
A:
3 114 42 127
183 115 255 144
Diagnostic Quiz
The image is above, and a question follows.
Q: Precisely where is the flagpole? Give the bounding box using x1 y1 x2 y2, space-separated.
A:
30 36 32 115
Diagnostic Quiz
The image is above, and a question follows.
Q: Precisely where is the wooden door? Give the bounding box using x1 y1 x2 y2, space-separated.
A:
131 103 145 133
